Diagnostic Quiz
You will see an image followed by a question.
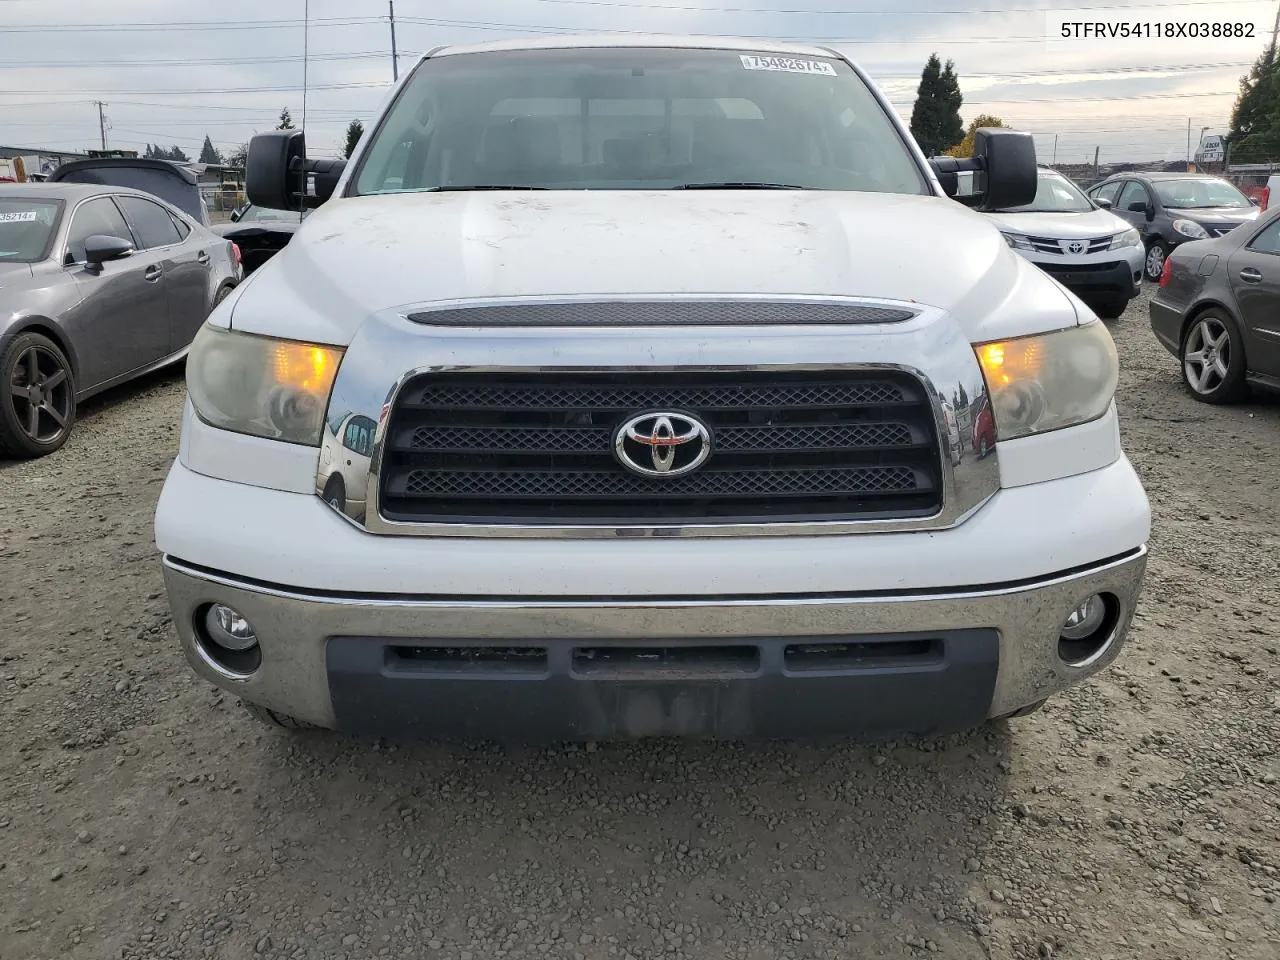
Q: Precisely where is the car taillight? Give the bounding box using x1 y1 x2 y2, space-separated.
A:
230 241 242 267
1262 186 1271 212
1158 255 1173 287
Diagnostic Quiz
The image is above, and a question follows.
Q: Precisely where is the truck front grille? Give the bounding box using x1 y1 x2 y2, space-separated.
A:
378 371 943 525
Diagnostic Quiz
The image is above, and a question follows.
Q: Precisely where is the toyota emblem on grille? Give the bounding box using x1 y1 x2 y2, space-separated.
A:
1066 240 1085 254
613 411 712 478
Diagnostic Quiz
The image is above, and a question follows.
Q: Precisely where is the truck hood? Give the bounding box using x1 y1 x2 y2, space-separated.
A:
981 208 1130 240
228 190 1080 345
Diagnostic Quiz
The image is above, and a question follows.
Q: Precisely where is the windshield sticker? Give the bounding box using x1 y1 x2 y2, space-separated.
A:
0 211 40 223
739 54 837 76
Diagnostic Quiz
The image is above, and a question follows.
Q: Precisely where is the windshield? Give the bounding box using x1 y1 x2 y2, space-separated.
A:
352 47 927 195
0 198 61 262
994 171 1092 213
1154 177 1250 209
239 204 305 223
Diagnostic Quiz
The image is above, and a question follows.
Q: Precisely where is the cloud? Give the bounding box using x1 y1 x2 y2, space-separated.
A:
1 0 1272 163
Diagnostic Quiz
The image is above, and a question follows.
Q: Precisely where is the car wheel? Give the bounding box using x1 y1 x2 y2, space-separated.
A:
241 701 318 730
1180 309 1248 404
1144 240 1168 281
1090 295 1129 320
0 331 77 460
322 475 346 511
210 284 233 313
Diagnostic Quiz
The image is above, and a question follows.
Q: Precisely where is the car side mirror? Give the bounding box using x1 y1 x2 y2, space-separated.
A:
928 128 1037 210
1094 197 1113 210
229 206 243 222
84 234 133 267
247 130 346 211
1126 200 1147 213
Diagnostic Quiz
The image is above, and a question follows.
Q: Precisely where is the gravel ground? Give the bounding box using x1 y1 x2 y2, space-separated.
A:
1 284 1278 960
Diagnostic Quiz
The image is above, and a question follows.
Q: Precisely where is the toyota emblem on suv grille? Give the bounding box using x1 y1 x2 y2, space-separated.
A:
614 411 712 478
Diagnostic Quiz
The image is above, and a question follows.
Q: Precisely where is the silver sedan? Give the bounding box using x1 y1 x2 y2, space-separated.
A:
0 182 240 458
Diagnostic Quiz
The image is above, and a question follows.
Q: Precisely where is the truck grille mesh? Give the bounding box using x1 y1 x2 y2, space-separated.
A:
379 371 943 525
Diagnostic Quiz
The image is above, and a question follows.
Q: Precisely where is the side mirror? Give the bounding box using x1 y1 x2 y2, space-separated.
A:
84 234 133 267
246 130 347 211
973 128 1037 210
229 206 244 222
1094 197 1113 210
1126 200 1147 213
928 129 1037 211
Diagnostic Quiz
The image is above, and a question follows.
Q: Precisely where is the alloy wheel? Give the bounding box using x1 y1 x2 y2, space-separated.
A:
1145 244 1165 280
1183 317 1232 395
8 345 72 444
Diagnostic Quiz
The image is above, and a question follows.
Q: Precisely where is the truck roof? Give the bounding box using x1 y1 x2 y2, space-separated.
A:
426 33 840 61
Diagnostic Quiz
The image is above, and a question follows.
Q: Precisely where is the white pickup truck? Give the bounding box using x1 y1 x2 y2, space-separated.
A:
154 35 1150 740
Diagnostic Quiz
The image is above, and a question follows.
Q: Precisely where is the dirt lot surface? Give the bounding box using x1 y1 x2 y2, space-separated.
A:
1 285 1277 960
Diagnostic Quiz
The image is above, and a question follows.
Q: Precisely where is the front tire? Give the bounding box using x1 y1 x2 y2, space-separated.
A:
1144 240 1168 281
1180 309 1248 404
0 331 77 460
1090 295 1129 320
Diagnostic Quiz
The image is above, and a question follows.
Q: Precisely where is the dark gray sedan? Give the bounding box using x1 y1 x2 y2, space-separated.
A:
1149 204 1280 403
0 182 239 458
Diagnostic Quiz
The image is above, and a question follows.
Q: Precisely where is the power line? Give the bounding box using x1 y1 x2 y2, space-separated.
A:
512 0 1274 13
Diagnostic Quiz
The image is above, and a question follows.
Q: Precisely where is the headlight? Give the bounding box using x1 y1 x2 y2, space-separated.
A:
186 323 345 445
1002 232 1035 252
973 321 1118 441
1172 219 1209 240
1109 228 1141 249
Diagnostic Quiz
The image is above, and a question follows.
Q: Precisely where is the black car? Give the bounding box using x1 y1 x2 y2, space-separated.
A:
1086 173 1261 282
1148 204 1280 403
211 203 308 275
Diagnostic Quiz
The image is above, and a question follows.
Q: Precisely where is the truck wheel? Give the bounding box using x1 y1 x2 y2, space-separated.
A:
0 331 77 460
241 701 318 730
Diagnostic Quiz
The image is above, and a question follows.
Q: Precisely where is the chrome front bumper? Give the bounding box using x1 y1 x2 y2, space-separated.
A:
163 547 1147 738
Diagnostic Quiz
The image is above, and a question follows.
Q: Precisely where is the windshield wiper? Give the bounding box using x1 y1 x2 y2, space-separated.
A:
674 181 812 190
423 185 550 192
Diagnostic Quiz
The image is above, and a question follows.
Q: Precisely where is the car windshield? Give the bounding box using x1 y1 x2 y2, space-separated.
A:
352 47 928 195
0 198 60 262
239 204 305 223
993 171 1093 213
1154 177 1250 209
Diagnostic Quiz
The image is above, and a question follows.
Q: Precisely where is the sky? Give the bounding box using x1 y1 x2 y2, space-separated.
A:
2 0 1278 166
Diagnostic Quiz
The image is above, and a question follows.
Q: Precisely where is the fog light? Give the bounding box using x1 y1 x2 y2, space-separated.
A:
1061 595 1107 641
205 604 258 652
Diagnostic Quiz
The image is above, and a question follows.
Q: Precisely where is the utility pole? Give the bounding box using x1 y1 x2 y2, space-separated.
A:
389 0 399 81
1186 117 1192 167
1053 134 1058 167
1093 145 1099 178
95 101 107 150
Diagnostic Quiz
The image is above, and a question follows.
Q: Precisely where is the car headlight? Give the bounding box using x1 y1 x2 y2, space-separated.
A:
973 321 1118 442
186 322 345 446
1109 227 1141 249
1002 232 1035 252
1172 219 1209 240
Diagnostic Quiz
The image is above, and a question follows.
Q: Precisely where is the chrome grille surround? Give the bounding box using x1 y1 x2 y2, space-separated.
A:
316 294 1001 538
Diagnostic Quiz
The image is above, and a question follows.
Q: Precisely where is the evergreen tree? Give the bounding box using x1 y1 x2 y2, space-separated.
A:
1229 45 1280 162
167 145 189 162
277 107 295 130
909 54 965 157
344 120 365 159
198 135 222 165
